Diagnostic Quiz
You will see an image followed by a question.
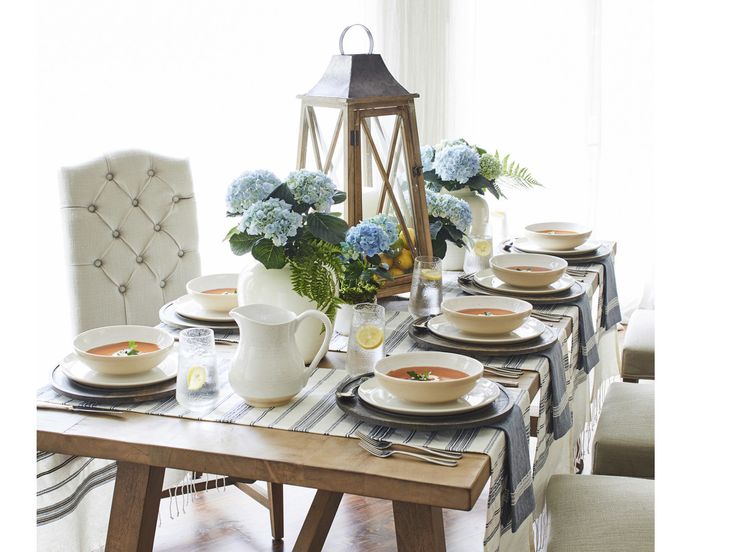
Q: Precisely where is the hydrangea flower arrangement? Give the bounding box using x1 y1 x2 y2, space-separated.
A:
421 138 540 197
339 214 401 304
425 190 472 259
225 169 348 319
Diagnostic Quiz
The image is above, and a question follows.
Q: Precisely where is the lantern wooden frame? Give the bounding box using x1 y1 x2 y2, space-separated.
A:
295 27 433 297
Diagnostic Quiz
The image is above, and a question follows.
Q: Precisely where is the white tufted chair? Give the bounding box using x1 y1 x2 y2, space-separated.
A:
59 150 201 333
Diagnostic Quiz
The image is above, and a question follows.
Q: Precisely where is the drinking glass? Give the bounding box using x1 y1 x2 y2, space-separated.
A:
408 256 443 319
463 234 494 274
346 303 386 376
176 328 220 412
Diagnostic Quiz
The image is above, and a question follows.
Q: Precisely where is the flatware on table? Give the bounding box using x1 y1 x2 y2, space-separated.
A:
484 367 521 379
355 430 463 460
358 440 458 467
37 401 126 417
174 336 238 346
483 377 519 388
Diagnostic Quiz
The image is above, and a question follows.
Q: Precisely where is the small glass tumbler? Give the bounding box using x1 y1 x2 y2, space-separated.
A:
176 328 220 412
346 303 386 376
463 234 494 274
408 256 443 319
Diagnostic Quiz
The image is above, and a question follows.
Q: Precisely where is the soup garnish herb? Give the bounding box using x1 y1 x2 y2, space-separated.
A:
407 370 433 381
121 340 140 356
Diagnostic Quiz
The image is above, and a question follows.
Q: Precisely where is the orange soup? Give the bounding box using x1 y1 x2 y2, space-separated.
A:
203 287 237 295
538 229 577 235
87 341 160 357
387 366 468 381
507 265 551 272
458 308 515 316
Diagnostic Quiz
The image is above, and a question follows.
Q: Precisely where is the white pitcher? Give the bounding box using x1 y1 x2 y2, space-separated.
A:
228 304 332 408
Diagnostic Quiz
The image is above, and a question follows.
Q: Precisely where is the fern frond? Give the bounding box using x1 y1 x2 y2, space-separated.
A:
288 239 344 321
492 150 542 190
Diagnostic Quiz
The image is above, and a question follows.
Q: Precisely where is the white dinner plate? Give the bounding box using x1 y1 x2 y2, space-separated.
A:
474 270 575 295
159 301 239 330
357 377 500 416
427 315 545 344
173 295 235 323
512 236 601 256
60 352 177 388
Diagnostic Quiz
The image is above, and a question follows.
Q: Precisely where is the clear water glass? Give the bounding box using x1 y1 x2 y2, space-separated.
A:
463 234 494 274
176 328 220 412
408 256 443 318
346 303 386 376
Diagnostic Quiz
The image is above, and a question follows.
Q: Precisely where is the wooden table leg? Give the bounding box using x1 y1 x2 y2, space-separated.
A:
106 462 165 552
267 482 284 540
392 501 446 552
293 490 343 552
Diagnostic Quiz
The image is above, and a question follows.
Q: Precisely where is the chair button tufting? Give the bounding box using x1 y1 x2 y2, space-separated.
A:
112 229 120 238
118 285 127 294
87 204 96 213
177 250 185 257
93 259 103 268
106 173 114 180
154 224 162 232
147 169 155 177
172 195 180 203
159 280 166 288
132 198 139 207
136 255 144 264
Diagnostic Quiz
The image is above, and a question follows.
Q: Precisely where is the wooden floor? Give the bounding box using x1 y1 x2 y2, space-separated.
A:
153 482 491 551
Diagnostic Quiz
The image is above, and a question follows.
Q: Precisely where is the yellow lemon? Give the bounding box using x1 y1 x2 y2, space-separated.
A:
399 227 416 249
420 268 443 281
473 239 492 256
394 248 414 270
388 267 404 278
378 253 393 268
187 365 207 391
355 324 384 350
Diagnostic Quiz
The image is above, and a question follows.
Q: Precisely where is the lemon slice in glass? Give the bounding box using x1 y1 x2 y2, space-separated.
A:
355 324 384 350
187 365 207 391
420 268 442 281
473 239 492 256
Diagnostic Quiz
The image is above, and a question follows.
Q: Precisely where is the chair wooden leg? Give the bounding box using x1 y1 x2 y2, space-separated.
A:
293 490 343 552
268 482 284 540
392 501 446 552
106 462 165 552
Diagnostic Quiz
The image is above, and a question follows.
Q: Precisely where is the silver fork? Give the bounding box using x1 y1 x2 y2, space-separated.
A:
358 440 458 467
484 367 521 379
356 431 463 460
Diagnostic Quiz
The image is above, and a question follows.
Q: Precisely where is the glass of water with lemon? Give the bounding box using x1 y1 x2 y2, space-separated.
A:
346 303 386 376
176 328 220 412
463 234 493 274
408 256 443 318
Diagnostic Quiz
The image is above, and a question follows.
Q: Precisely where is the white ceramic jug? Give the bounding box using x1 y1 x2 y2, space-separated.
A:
228 304 332 407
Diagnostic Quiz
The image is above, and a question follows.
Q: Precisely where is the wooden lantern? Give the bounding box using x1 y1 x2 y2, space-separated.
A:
296 25 433 297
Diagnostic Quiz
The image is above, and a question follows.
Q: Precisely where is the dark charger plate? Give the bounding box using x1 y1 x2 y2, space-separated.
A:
335 373 514 431
50 365 176 404
457 275 586 304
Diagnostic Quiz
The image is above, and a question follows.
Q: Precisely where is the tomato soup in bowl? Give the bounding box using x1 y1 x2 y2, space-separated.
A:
491 253 567 288
186 274 239 312
74 325 174 375
524 222 592 251
374 352 483 404
441 296 532 335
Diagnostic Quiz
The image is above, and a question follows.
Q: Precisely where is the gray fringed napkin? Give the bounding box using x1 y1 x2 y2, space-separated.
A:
569 251 622 330
533 341 572 439
567 293 600 373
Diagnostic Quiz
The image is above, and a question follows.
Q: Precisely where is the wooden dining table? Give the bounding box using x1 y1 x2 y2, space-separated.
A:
37 352 540 552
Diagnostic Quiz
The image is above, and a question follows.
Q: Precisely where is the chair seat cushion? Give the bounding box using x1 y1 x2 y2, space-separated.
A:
547 474 654 552
622 309 655 379
593 383 654 478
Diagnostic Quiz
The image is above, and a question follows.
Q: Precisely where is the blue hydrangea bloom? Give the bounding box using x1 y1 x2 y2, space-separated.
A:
285 169 336 212
238 198 303 247
226 170 281 214
420 145 435 171
425 190 472 233
342 220 395 260
365 214 399 245
433 143 480 184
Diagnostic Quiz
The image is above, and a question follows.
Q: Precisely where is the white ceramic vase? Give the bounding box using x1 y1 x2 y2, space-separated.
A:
441 189 490 270
334 303 354 336
237 256 333 364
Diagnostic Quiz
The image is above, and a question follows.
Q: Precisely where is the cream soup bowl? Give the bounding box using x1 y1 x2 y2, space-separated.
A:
491 253 567 288
525 222 592 251
74 325 174 375
441 296 532 335
374 352 483 404
186 273 239 312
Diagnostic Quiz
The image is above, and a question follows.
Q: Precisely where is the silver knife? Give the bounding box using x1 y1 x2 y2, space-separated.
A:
37 401 126 417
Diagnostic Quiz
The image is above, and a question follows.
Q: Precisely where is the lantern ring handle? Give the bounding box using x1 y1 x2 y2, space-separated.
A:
339 24 374 55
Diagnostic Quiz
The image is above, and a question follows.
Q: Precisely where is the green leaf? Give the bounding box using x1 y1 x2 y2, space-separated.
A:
229 232 259 256
268 183 295 205
251 238 287 269
306 212 349 244
431 238 448 259
332 190 347 204
223 225 240 242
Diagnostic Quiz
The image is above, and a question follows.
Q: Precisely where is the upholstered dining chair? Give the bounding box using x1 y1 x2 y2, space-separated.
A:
58 150 284 540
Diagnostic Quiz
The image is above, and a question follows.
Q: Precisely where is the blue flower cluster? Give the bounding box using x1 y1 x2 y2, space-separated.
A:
433 143 480 184
226 170 281 214
286 169 337 213
342 214 399 260
425 190 472 233
238 198 303 247
420 145 435 172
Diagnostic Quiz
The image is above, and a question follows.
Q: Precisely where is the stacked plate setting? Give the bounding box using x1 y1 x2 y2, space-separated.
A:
513 221 600 257
159 273 239 330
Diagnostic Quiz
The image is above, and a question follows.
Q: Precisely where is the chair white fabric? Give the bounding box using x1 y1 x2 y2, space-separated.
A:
59 150 201 333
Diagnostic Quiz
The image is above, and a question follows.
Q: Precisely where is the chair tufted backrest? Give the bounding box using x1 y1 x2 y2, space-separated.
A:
60 150 202 333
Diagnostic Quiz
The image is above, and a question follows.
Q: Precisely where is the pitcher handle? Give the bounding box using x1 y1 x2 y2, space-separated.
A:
295 309 333 371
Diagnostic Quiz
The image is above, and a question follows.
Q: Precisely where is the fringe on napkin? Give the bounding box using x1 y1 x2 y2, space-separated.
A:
533 505 550 552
